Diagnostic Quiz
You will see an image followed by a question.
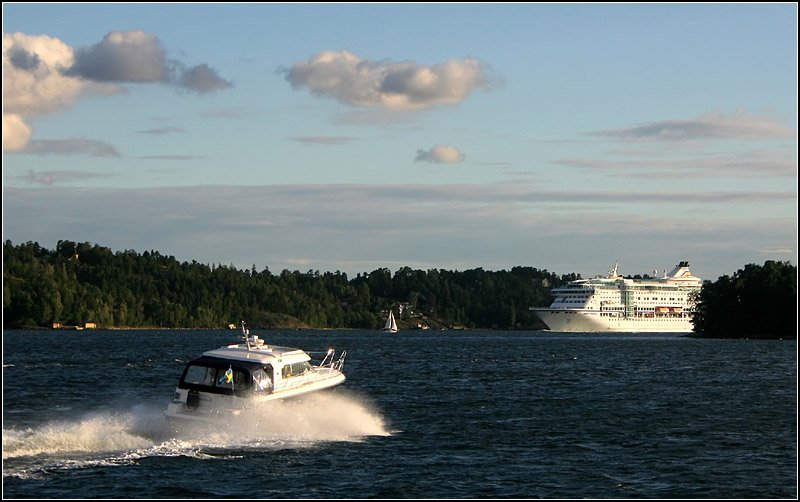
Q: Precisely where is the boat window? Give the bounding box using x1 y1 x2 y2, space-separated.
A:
293 361 312 375
184 365 217 386
281 361 313 378
216 368 247 389
182 365 246 389
252 366 273 392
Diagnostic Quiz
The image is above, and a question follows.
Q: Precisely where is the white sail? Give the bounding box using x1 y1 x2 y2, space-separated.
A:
382 310 398 333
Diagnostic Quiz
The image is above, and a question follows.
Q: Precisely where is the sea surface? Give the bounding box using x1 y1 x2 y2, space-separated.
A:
2 329 796 498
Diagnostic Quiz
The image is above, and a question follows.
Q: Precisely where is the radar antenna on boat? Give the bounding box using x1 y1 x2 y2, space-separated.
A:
240 320 265 350
240 320 250 348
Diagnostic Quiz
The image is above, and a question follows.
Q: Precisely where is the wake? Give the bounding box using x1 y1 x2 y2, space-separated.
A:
2 391 390 478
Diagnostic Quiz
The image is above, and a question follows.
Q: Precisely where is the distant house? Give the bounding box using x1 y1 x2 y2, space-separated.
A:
52 322 62 329
84 322 97 329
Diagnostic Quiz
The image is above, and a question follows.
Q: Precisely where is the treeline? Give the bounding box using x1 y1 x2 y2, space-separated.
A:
3 240 575 330
692 260 796 339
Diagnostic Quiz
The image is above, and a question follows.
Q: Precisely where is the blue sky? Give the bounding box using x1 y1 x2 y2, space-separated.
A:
2 3 797 281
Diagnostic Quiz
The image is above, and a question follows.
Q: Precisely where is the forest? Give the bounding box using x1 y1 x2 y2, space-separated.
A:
691 260 796 339
3 240 576 330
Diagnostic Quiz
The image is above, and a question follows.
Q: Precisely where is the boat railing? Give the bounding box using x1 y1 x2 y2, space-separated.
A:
317 348 347 372
266 350 346 394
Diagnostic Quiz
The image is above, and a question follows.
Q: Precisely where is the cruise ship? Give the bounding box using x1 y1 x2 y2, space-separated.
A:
531 261 703 333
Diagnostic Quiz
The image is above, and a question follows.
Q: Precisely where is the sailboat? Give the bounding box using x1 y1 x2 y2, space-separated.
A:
381 310 398 333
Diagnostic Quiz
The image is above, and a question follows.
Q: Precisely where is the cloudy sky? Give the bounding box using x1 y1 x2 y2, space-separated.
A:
2 3 797 280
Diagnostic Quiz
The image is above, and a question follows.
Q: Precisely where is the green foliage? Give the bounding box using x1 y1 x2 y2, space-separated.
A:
3 240 568 330
693 260 797 339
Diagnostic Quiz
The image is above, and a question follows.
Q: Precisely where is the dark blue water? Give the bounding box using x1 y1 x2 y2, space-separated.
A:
3 329 796 498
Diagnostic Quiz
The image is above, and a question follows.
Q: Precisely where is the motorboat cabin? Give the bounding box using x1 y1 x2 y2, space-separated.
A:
165 323 346 422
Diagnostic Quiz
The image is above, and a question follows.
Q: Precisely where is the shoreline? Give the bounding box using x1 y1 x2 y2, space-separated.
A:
4 326 793 339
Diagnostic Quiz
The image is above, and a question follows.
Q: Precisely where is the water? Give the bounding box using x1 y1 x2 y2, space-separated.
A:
2 329 796 498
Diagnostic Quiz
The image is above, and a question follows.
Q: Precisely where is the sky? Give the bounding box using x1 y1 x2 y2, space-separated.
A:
2 3 797 281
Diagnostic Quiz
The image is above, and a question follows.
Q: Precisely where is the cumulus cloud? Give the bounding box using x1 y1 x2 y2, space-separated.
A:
7 45 42 70
2 30 231 152
3 113 32 151
415 145 466 164
65 30 169 83
64 30 232 92
176 63 233 93
2 32 84 115
3 32 86 150
283 50 493 111
590 110 795 142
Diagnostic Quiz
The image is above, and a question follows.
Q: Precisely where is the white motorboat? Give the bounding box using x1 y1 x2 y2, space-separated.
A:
164 322 346 423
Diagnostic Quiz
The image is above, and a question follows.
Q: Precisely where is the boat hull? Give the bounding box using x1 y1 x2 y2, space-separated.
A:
534 309 694 333
164 372 345 423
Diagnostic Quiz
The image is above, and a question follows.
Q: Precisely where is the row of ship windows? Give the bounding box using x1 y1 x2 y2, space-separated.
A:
598 314 689 318
559 296 684 302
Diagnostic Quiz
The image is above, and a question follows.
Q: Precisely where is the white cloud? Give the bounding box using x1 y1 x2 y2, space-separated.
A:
2 32 84 116
2 30 231 152
284 50 493 111
415 145 465 164
2 32 88 151
2 113 32 151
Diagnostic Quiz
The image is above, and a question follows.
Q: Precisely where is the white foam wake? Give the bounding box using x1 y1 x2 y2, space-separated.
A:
3 413 153 460
3 391 389 475
173 391 391 446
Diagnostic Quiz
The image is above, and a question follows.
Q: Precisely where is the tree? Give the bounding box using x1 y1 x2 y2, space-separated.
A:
693 260 796 339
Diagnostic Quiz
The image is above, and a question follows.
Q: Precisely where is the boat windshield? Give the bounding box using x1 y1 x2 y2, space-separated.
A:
281 361 313 379
183 364 247 389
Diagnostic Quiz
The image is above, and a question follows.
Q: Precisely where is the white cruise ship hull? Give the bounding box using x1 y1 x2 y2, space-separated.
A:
534 309 694 333
531 261 702 334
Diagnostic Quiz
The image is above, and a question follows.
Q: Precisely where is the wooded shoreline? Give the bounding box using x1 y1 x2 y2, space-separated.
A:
4 240 796 339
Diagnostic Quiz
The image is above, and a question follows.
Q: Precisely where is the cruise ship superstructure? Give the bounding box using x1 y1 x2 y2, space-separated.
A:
531 261 703 333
